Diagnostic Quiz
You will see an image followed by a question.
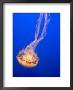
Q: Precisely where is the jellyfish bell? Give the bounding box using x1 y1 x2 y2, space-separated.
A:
16 47 39 68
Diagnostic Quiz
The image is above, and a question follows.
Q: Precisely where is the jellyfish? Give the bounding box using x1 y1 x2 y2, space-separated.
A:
16 13 50 67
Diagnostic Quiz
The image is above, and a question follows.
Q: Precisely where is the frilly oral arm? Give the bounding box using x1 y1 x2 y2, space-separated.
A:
37 13 50 43
35 13 43 40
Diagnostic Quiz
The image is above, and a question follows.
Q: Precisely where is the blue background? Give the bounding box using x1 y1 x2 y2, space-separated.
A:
13 13 60 77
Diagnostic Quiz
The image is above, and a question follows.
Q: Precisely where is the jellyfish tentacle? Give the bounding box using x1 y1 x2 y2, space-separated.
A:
26 39 38 50
35 13 43 40
27 13 44 50
28 13 50 50
37 13 50 43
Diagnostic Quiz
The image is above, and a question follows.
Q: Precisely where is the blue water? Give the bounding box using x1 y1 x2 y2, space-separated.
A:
13 13 60 77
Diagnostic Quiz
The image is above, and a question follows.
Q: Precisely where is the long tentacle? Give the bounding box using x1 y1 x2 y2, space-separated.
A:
26 13 50 51
37 13 50 43
35 13 43 40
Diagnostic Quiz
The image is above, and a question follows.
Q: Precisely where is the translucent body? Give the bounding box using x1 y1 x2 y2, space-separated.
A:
17 43 39 67
17 49 38 67
16 13 50 67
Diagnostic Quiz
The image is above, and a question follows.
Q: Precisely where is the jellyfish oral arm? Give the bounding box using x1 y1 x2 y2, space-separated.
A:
35 13 43 40
36 13 50 43
27 40 39 50
31 13 50 49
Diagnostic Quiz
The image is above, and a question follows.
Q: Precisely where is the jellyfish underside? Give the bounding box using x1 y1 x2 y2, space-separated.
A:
16 13 50 67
